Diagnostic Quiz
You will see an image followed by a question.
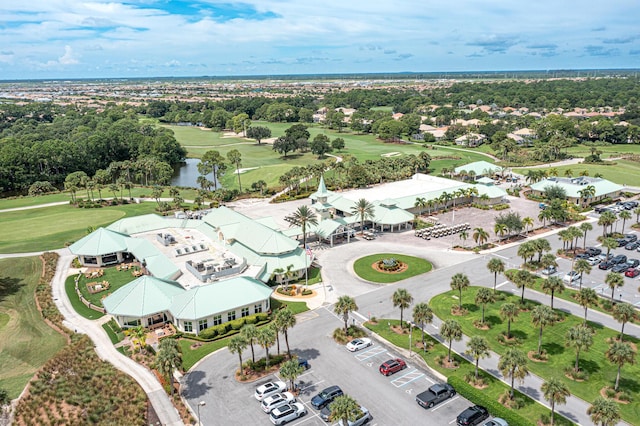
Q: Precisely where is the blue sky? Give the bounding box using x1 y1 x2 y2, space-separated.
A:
1 1 639 79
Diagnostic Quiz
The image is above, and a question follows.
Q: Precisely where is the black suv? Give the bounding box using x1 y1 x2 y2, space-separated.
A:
456 405 489 426
612 254 628 264
311 385 343 409
585 247 602 257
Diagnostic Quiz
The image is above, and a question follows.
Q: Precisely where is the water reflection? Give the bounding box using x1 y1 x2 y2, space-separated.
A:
171 158 221 189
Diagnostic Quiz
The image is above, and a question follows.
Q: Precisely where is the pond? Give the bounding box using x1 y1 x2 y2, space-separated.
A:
171 158 221 189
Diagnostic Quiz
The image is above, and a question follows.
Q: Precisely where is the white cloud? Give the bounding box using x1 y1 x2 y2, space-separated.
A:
59 45 78 64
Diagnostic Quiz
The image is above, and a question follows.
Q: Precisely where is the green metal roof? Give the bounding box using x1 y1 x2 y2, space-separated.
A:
69 228 129 256
454 161 500 176
371 204 415 225
530 177 623 198
107 214 184 235
103 276 185 318
169 276 273 320
309 176 333 200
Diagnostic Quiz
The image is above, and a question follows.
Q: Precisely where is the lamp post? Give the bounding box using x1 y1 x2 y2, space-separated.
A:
408 321 413 358
197 401 206 426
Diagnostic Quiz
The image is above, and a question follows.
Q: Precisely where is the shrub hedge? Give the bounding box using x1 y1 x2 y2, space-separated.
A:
189 313 270 341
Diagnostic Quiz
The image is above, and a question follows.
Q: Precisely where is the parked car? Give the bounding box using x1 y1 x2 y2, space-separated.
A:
416 383 456 409
585 247 602 257
597 253 613 262
575 253 590 260
612 263 629 273
612 254 628 264
563 270 580 284
261 392 296 414
255 381 287 401
311 386 343 409
346 338 372 352
625 268 640 278
627 259 640 268
379 358 407 376
599 260 615 270
616 238 627 247
587 257 601 266
483 419 509 426
335 406 371 426
297 358 310 370
541 265 557 275
625 241 640 251
269 402 306 425
624 234 638 242
457 405 490 426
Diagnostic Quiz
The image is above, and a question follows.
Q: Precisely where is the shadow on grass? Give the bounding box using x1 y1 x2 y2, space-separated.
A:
0 276 23 302
485 315 502 327
578 358 601 375
510 329 529 341
618 376 640 393
462 303 479 313
542 342 565 356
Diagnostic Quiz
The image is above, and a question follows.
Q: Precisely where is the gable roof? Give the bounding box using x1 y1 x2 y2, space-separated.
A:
103 275 185 317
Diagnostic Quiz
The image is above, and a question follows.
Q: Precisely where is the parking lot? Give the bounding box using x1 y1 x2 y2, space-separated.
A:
183 307 482 426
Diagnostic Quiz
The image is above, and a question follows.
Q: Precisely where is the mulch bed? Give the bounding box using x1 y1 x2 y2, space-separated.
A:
371 262 408 274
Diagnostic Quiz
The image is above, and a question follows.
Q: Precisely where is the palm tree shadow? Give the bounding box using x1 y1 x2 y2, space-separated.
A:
485 315 501 327
618 376 640 393
0 276 23 302
542 342 564 355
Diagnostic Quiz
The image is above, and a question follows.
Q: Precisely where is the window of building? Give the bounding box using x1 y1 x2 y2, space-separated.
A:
241 307 249 317
213 315 222 326
254 304 263 314
227 311 236 321
184 321 193 333
198 319 208 331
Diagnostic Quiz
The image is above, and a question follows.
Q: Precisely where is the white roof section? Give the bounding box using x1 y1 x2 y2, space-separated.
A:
103 276 185 318
339 174 464 203
530 177 623 198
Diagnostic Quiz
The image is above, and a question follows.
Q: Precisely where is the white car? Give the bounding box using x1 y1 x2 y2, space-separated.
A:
346 337 372 352
269 402 306 425
255 381 286 401
483 419 509 426
261 392 295 413
338 405 371 426
562 270 580 284
586 257 601 266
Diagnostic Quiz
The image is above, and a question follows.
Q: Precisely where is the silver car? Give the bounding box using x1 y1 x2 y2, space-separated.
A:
261 392 295 413
483 418 508 426
338 405 371 426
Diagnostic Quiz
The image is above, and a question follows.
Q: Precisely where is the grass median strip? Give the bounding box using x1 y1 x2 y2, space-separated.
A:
353 253 432 283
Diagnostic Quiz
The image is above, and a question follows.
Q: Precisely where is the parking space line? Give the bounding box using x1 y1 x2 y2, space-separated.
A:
298 379 324 392
423 376 435 384
391 370 425 387
431 395 459 412
354 347 386 361
495 280 509 289
298 370 314 378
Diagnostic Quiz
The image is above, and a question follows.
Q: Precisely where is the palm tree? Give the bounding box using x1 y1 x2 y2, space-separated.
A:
414 197 427 215
487 258 505 292
576 288 599 324
466 336 490 381
155 338 183 396
541 276 564 309
449 273 469 310
619 209 632 233
334 295 358 334
635 206 640 224
275 308 297 357
412 302 433 351
240 324 259 363
605 272 624 302
131 325 147 354
588 396 621 426
606 341 636 391
541 378 571 426
613 303 635 342
329 395 362 425
598 211 617 237
512 269 534 303
291 205 318 252
392 288 414 327
228 335 248 379
256 325 277 368
541 252 558 272
531 305 556 356
440 319 462 363
566 324 594 372
227 149 243 192
279 359 304 392
522 216 534 235
473 226 490 247
580 222 593 249
494 223 508 241
500 303 519 339
351 198 375 235
459 229 469 247
574 259 592 290
602 237 618 260
538 208 553 228
498 348 529 399
475 288 495 324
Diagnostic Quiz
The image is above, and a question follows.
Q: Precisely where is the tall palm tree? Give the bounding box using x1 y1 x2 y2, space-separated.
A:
522 216 534 235
279 359 304 392
602 237 618 260
494 223 508 241
291 205 318 252
606 341 636 391
576 288 599 324
531 305 556 356
412 302 433 351
541 378 571 426
498 348 529 399
473 227 489 247
240 324 259 363
541 253 558 272
414 197 427 215
517 241 536 266
466 336 490 381
275 308 297 357
329 395 362 425
619 209 632 233
533 238 552 263
588 396 621 426
228 335 248 379
487 258 505 292
334 295 358 334
256 325 277 368
155 338 183 395
351 198 375 235
475 288 495 324
541 276 564 309
634 206 640 224
440 319 462 363
574 259 592 290
449 273 470 310
598 211 617 237
605 272 624 302
512 269 534 303
580 222 593 249
392 288 414 327
566 324 594 372
613 303 635 342
500 303 519 339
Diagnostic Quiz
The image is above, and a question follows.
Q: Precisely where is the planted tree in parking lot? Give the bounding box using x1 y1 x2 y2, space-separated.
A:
155 338 183 396
619 210 632 233
392 288 413 327
228 335 248 379
275 308 297 358
580 222 593 249
330 395 361 425
412 302 434 350
541 276 564 309
466 336 491 381
256 325 277 368
486 258 505 293
498 348 529 400
541 378 571 426
576 288 599 324
574 259 592 290
334 295 358 334
605 272 624 303
613 302 635 342
280 359 304 392
241 324 259 363
533 238 552 263
440 319 462 363
602 237 618 260
599 211 617 237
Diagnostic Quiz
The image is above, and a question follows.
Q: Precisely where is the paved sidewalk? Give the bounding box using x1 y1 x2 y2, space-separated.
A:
51 251 184 426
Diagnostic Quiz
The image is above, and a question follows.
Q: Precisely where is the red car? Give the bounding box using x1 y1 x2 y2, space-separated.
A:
625 268 640 278
379 358 407 376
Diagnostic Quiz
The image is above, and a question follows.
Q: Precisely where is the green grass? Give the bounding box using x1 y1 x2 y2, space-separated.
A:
64 275 105 320
0 257 67 398
0 202 159 253
179 336 232 371
76 266 137 307
366 319 575 426
514 159 640 185
353 253 432 283
566 144 640 158
430 286 640 424
102 321 125 345
271 298 309 315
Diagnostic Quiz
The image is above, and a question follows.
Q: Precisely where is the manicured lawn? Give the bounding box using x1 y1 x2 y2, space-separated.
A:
0 257 67 398
0 202 159 253
566 144 640 159
75 266 137 307
366 319 574 426
102 321 124 345
514 159 640 185
64 275 105 320
430 287 640 424
353 253 432 283
271 298 309 315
